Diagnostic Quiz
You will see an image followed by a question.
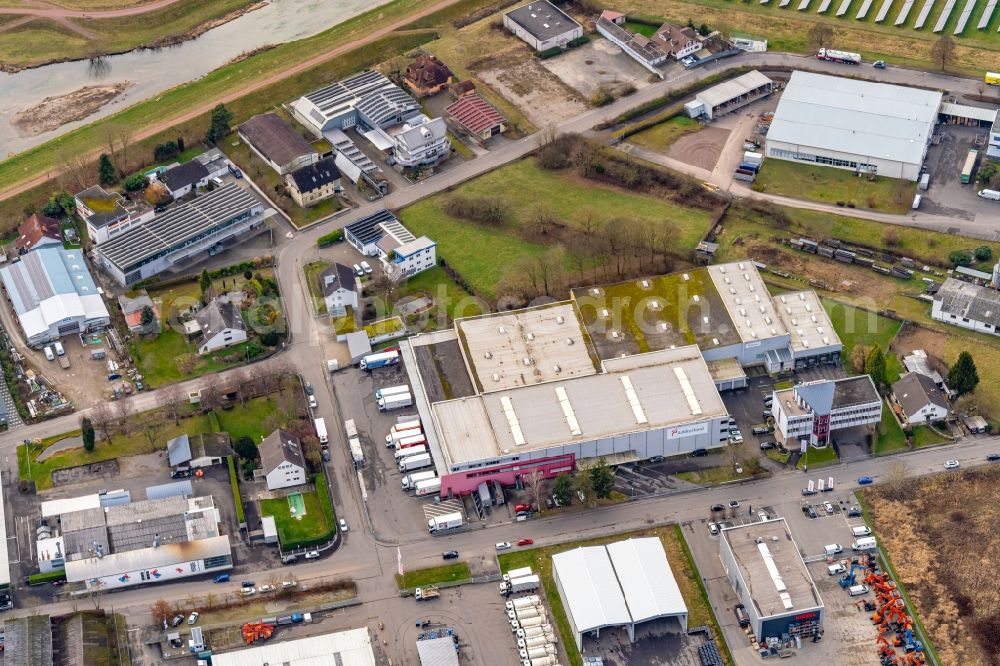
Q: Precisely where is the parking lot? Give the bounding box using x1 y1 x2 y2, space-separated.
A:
921 124 997 223
686 489 883 665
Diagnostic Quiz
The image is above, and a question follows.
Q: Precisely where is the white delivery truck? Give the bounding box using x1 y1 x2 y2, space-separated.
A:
401 470 437 490
314 418 328 445
394 444 428 462
852 536 877 552
349 437 364 465
378 392 413 411
359 350 400 371
413 478 441 497
395 433 427 450
344 418 358 439
385 420 421 447
503 567 533 583
427 511 463 532
978 189 1000 200
399 452 433 473
375 384 410 400
502 575 541 595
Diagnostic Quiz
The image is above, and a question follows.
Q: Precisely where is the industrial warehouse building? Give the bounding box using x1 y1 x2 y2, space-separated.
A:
932 277 1000 335
502 0 583 51
0 247 111 347
552 537 688 650
401 261 842 497
765 71 942 181
685 70 774 120
95 184 265 286
719 518 824 642
212 629 376 666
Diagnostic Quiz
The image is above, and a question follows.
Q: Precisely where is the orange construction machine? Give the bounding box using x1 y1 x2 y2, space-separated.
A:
241 622 274 645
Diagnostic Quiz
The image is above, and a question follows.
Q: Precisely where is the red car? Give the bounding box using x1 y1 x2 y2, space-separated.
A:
514 504 532 513
517 538 534 546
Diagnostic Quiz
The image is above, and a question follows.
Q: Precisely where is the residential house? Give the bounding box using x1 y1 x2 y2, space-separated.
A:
902 349 951 394
237 113 319 175
158 160 210 199
74 185 155 245
286 158 341 208
600 9 626 24
344 209 437 278
118 291 160 334
368 114 450 169
193 299 247 355
260 429 307 490
450 79 477 97
502 0 583 51
318 262 358 316
931 277 1000 336
651 22 703 60
445 93 507 140
14 213 62 254
403 55 454 97
596 14 668 77
892 373 949 425
770 376 882 447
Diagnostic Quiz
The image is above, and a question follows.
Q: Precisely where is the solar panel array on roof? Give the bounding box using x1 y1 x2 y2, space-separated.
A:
97 185 260 271
355 86 420 127
344 208 398 245
304 70 390 113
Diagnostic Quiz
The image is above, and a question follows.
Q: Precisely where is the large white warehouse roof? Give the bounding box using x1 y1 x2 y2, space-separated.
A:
767 71 942 167
211 629 375 666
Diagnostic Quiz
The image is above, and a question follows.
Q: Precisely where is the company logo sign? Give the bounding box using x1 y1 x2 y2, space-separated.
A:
667 422 709 439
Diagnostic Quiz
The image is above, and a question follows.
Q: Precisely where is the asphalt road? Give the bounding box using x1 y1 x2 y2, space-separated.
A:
2 48 999 658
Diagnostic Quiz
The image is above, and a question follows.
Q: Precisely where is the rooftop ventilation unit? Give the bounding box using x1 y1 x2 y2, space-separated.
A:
526 332 535 341
712 338 719 345
610 330 620 339
746 319 753 328
751 330 758 339
754 294 761 303
650 300 660 310
484 351 493 359
719 266 726 273
817 326 824 335
797 329 804 336
499 325 506 334
592 288 600 295
670 344 677 349
522 357 532 366
823 336 830 345
692 295 700 302
738 263 745 270
764 316 772 325
805 303 812 312
601 308 610 318
660 322 668 331
703 316 710 324
771 328 777 336
566 338 574 345
553 364 561 373
729 288 737 295
500 396 526 446
811 315 818 323
620 376 648 425
492 373 500 382
780 296 787 303
556 316 565 324
799 293 806 300
674 367 703 415
683 273 690 281
641 279 649 288
791 318 798 326
724 277 731 284
739 308 748 317
743 273 750 281
759 305 767 314
802 339 810 348
555 386 582 436
786 307 792 314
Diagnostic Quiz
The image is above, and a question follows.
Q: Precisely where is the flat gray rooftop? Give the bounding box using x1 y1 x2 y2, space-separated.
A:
723 519 822 619
707 262 788 345
773 290 840 353
505 0 581 41
457 303 599 392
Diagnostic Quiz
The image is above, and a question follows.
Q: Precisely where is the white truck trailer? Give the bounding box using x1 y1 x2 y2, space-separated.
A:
427 512 463 532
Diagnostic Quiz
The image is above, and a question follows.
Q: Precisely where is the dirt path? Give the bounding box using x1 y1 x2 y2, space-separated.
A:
0 0 462 200
0 0 186 19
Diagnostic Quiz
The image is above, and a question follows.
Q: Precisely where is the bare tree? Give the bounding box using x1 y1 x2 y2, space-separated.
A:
112 399 135 437
271 360 294 394
525 469 545 511
369 270 405 313
103 123 134 177
535 123 558 149
247 362 268 399
808 23 835 50
881 460 912 501
150 598 174 628
157 383 185 425
229 368 249 406
58 149 94 194
88 587 105 610
200 383 221 412
930 35 955 71
139 412 165 449
90 401 113 443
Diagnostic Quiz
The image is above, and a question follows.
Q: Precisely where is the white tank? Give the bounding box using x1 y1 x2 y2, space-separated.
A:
506 595 541 611
518 636 551 649
514 607 543 620
529 657 559 666
517 617 544 629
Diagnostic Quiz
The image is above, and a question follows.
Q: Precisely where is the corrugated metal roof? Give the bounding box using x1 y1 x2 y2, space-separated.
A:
606 538 688 624
767 71 941 167
211 628 375 666
940 102 997 123
696 70 773 109
64 535 231 581
416 637 460 666
553 546 632 634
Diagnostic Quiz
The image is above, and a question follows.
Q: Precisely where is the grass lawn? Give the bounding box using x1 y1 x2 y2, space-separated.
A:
259 480 334 548
497 526 732 666
910 425 952 448
395 562 471 590
628 115 704 152
765 447 792 464
130 329 256 386
796 445 839 469
215 391 291 443
400 160 714 300
876 400 910 455
0 0 253 69
388 266 488 331
303 260 331 314
18 410 212 490
822 298 902 359
624 20 659 36
753 159 916 214
364 317 405 339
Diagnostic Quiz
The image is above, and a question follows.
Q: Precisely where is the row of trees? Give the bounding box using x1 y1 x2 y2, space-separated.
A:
523 459 616 509
853 344 979 400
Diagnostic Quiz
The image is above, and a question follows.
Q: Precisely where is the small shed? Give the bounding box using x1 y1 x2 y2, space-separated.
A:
167 434 192 467
346 330 372 364
261 515 279 545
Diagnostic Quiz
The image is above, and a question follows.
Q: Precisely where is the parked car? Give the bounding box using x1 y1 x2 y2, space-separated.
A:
495 542 512 551
360 260 373 274
801 487 817 496
828 563 846 575
944 459 960 469
857 476 874 485
711 503 725 513
759 441 776 450
514 504 532 513
43 346 55 361
304 550 320 560
517 538 534 546
847 506 863 517
171 614 185 627
352 263 364 276
729 500 740 509
762 411 772 419
321 449 331 462
823 501 835 514
213 573 230 583
987 454 1000 462
304 382 314 395
281 581 297 588
442 550 459 560
873 60 886 69
734 604 750 628
708 522 719 536
187 612 199 625
339 518 348 532
308 395 318 409
647 455 664 463
240 587 256 596
258 584 275 593
690 449 708 457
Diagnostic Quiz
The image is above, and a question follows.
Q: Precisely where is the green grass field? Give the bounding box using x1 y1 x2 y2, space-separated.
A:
259 481 333 548
753 159 916 214
875 399 909 454
911 425 952 447
400 160 714 300
130 329 256 386
497 526 732 666
796 444 839 468
395 562 471 589
628 115 704 152
0 0 254 70
822 298 902 365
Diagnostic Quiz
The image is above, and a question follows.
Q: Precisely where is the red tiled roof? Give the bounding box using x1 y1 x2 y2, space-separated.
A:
601 9 626 21
404 55 453 89
445 94 506 135
15 213 61 252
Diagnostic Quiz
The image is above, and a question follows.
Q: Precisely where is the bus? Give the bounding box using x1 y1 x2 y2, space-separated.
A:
986 72 1000 86
961 149 978 184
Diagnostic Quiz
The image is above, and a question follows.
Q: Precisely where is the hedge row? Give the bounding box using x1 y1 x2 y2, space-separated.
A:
316 230 344 248
228 456 246 525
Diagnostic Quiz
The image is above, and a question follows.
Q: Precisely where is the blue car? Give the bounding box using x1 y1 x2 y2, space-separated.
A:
213 573 230 583
857 476 874 485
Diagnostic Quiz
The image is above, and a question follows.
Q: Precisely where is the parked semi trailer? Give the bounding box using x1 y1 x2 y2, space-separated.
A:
360 351 400 371
378 392 412 411
427 512 463 532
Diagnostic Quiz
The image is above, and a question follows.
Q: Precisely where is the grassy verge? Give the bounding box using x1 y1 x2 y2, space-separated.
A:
628 115 704 152
227 456 246 524
0 0 253 70
27 570 66 585
796 445 839 469
498 526 731 666
910 424 951 448
303 260 331 314
765 447 791 464
875 400 909 455
395 562 471 589
753 159 916 214
676 464 749 484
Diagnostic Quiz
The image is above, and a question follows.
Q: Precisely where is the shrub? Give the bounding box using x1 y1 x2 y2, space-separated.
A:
949 250 973 267
123 174 148 192
260 331 281 347
316 229 344 247
536 46 562 59
442 194 509 226
974 245 993 262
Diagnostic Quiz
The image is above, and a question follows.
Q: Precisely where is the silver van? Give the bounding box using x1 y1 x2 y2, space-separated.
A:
43 346 55 361
848 584 869 596
851 525 872 537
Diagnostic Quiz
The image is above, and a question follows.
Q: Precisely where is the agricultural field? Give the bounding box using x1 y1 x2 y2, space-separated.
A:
610 0 1000 74
866 466 1000 666
498 526 732 666
753 159 916 214
0 0 256 70
400 159 716 300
